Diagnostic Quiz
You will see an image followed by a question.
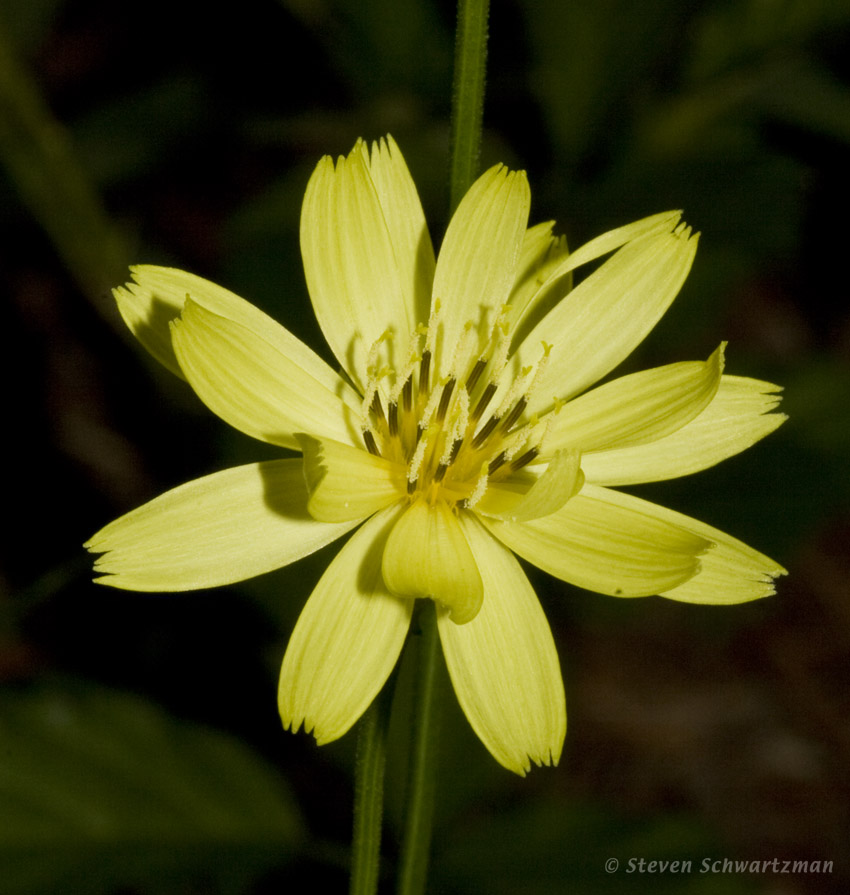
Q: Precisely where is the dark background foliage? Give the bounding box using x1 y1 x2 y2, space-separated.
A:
1 0 849 892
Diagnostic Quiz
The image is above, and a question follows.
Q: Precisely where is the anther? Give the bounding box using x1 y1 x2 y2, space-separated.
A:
363 430 381 456
434 463 449 483
419 350 431 398
370 391 385 422
407 477 418 494
401 374 413 413
510 446 539 470
465 357 487 393
388 402 399 437
436 378 456 424
472 413 500 449
488 451 507 475
470 382 497 424
499 396 527 433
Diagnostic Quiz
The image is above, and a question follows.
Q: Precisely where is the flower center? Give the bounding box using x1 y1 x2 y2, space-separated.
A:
360 303 553 510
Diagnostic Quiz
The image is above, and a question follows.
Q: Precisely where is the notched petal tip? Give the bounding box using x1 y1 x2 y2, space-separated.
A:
278 505 413 745
437 517 566 774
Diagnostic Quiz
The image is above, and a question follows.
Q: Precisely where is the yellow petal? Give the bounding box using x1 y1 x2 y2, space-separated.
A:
360 135 435 322
301 138 427 391
85 460 357 591
543 344 725 455
431 164 530 380
279 505 413 744
530 210 682 297
113 266 359 408
506 221 571 346
297 434 402 522
581 375 786 485
171 298 358 450
509 210 681 350
483 484 710 596
382 498 483 624
438 513 565 775
582 488 786 603
474 449 584 521
517 220 698 412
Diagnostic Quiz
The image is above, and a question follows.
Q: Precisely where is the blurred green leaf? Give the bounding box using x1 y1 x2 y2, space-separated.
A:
0 0 65 52
279 0 451 100
519 0 688 165
435 798 756 894
73 76 211 188
0 22 128 302
784 358 850 458
687 0 850 80
757 60 850 144
0 679 304 895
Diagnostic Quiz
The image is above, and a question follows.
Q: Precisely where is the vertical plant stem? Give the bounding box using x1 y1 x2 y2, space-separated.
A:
350 683 393 895
448 0 491 214
396 602 445 895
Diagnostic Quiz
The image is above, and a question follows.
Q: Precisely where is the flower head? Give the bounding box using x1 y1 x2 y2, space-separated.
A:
86 136 786 774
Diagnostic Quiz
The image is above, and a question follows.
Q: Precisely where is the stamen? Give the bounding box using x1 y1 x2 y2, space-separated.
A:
504 430 531 463
438 426 465 470
370 390 385 422
446 387 469 448
499 396 527 433
510 446 539 471
358 303 559 510
470 382 497 424
524 342 553 400
465 357 487 393
465 462 491 510
488 451 507 475
422 300 440 362
401 374 413 413
407 425 433 487
472 413 500 449
493 365 532 421
419 349 431 398
363 429 381 456
450 322 477 383
487 313 512 383
362 330 394 427
420 375 445 425
436 378 456 424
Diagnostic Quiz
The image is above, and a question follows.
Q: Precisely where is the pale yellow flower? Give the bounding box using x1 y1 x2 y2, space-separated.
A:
86 136 786 775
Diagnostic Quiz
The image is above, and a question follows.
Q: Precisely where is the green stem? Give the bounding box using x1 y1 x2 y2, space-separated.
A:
448 0 491 214
350 683 393 895
395 601 445 895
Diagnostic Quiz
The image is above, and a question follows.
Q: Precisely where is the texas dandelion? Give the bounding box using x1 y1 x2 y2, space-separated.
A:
86 136 786 775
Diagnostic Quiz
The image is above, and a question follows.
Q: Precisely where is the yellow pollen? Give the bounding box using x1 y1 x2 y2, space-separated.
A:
365 310 558 511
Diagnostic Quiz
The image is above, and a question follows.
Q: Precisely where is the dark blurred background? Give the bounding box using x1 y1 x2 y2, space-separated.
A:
1 0 849 892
